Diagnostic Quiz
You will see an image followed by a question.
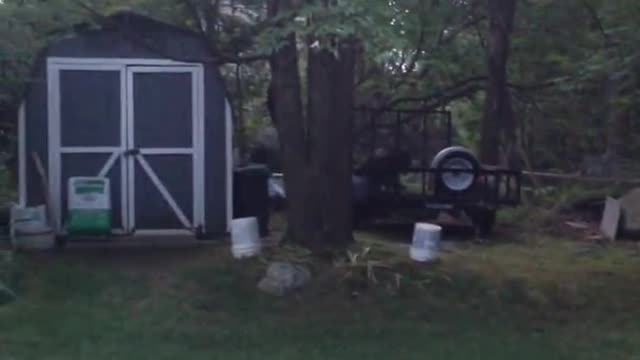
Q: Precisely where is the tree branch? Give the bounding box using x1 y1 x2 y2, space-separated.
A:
402 21 428 75
72 0 270 65
579 0 610 45
356 77 487 134
412 15 487 82
366 76 559 114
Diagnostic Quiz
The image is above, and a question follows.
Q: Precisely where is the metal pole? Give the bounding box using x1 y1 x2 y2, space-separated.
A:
422 113 427 195
446 111 453 147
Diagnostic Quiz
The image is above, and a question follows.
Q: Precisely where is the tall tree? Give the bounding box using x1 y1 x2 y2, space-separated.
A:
267 0 358 251
479 0 517 165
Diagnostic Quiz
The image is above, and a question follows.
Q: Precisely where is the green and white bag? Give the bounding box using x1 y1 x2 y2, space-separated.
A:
65 177 112 236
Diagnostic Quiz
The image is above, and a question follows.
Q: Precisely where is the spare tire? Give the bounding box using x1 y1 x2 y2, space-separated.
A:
431 146 480 192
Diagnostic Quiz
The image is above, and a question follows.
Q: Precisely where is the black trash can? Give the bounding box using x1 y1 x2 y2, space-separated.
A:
233 164 270 236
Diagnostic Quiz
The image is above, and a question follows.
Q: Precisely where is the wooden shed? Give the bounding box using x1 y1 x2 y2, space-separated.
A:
18 12 233 239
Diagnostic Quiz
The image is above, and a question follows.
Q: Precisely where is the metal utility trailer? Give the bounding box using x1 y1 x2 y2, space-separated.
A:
352 108 522 235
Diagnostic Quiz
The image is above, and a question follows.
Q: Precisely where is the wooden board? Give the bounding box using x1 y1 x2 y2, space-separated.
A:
600 197 621 241
31 152 55 228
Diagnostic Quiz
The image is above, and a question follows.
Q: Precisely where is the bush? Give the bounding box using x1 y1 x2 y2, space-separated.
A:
0 250 12 282
0 250 16 304
0 250 20 290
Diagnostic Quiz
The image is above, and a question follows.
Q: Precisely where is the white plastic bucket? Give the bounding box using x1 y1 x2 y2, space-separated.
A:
231 217 262 259
410 223 442 262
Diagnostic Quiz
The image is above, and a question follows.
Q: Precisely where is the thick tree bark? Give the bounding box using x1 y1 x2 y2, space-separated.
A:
267 0 356 251
307 39 358 247
605 71 631 160
479 0 517 165
267 0 308 247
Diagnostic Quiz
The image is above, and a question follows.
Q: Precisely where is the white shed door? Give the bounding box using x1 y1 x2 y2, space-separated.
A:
126 66 205 235
48 60 205 236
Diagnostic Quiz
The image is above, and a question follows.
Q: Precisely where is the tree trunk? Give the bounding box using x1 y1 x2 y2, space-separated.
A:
307 39 358 247
479 0 517 166
605 71 631 160
234 64 247 160
267 0 356 251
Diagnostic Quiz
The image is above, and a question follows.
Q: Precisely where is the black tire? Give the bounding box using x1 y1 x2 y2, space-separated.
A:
431 147 480 194
465 207 496 236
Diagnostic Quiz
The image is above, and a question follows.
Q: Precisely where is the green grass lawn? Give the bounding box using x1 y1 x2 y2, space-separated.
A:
1 237 640 360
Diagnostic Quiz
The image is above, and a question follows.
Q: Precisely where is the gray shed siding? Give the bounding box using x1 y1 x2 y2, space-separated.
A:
24 24 229 236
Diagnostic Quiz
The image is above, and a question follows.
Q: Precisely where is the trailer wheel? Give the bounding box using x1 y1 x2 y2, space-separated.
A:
431 147 480 193
465 207 496 236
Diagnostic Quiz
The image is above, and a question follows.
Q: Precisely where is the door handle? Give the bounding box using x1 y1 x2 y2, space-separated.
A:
123 148 140 157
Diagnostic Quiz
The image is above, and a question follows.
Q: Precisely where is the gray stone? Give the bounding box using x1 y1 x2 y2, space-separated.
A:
257 262 311 296
621 189 640 233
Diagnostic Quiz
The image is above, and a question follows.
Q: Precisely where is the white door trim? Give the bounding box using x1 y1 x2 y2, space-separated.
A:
194 66 206 229
225 100 233 232
98 152 121 178
125 67 136 233
140 148 194 155
48 57 198 67
47 62 62 232
18 102 26 207
135 229 194 236
60 147 122 154
49 63 125 72
119 68 129 232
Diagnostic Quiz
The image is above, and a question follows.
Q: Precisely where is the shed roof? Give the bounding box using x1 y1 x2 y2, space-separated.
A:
78 11 201 39
21 11 211 103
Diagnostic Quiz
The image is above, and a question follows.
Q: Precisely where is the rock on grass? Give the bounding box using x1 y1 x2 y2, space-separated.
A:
258 262 311 296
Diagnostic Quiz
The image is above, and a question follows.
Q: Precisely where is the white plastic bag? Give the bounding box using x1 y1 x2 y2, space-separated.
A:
11 205 48 234
10 204 54 250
